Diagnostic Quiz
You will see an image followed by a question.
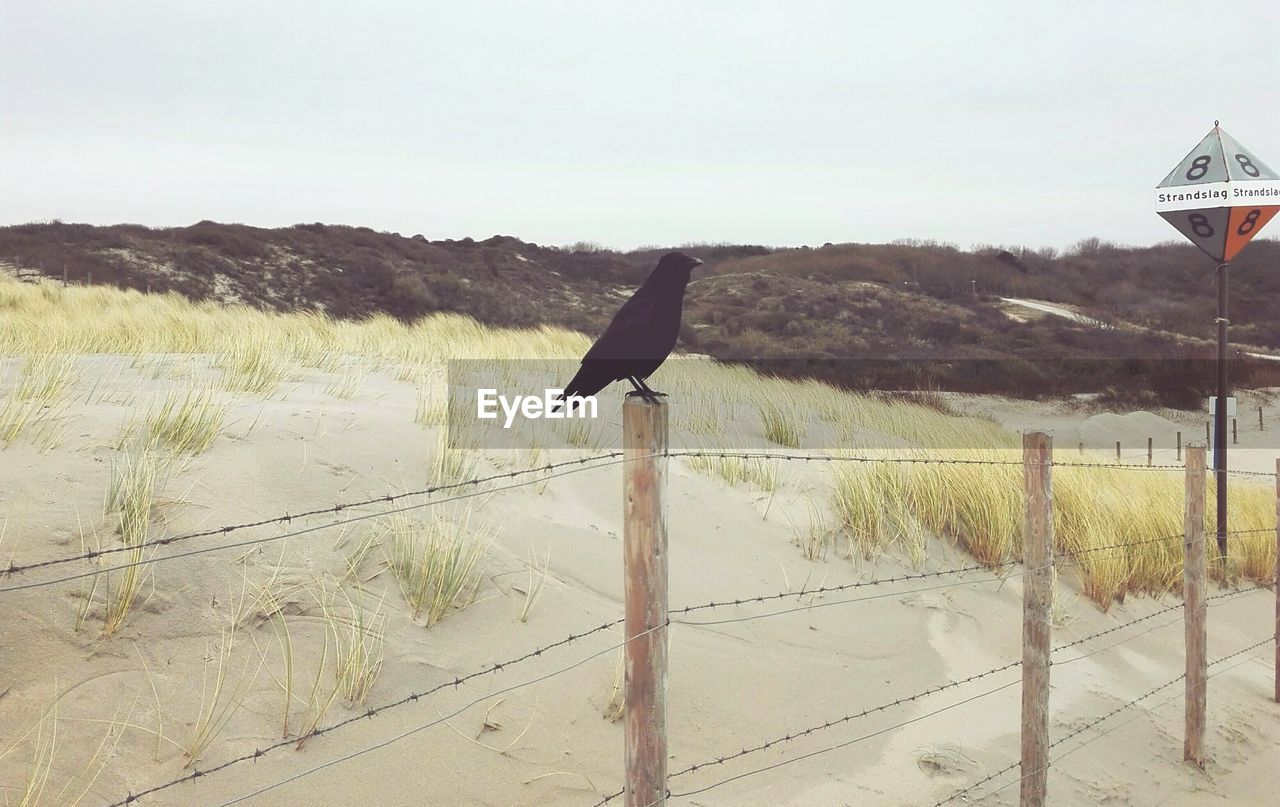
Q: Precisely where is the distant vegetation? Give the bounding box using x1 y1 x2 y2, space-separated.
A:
3 221 1278 407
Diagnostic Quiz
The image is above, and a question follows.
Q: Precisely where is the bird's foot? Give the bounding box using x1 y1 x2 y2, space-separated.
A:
625 390 668 402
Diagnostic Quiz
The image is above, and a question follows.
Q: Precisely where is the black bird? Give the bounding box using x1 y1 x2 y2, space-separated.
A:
557 251 702 407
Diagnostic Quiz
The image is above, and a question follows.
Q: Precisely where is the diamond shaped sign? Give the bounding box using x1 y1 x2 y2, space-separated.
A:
1155 124 1280 262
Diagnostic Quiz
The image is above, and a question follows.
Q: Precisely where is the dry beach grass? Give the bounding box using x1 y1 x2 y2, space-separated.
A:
0 275 1276 805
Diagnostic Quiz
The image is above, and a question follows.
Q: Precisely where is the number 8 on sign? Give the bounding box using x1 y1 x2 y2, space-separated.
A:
1155 123 1280 262
1236 209 1260 236
1186 155 1211 181
1188 213 1214 238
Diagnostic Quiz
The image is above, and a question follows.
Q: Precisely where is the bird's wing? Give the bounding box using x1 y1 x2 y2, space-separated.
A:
581 293 658 362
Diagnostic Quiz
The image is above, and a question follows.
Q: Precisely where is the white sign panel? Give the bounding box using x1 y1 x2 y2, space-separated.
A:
1208 396 1237 417
1154 180 1280 212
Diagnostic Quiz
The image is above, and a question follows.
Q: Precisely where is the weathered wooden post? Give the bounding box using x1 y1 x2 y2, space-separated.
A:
1184 443 1207 767
1148 437 1154 466
1115 441 1122 463
1177 431 1183 462
1021 431 1053 807
1260 405 1265 431
1232 417 1238 444
623 396 668 807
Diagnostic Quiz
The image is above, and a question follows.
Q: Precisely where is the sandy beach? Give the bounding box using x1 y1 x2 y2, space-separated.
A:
2 351 1276 806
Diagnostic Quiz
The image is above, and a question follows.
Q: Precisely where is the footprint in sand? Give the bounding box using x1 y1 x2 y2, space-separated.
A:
915 746 978 777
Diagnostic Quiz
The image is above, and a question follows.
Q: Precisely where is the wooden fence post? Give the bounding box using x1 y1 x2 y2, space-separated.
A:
1021 431 1053 807
1148 437 1153 466
1232 418 1237 445
623 397 668 807
1184 443 1207 767
1115 441 1121 463
1177 431 1182 462
1260 405 1265 431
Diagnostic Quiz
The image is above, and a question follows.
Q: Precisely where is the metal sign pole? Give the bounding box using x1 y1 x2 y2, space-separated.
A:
1215 262 1229 561
1155 122 1279 565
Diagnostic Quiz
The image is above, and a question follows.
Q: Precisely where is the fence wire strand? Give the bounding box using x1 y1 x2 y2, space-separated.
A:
937 636 1273 805
9 443 1272 806
102 558 1022 806
2 452 626 578
640 587 1258 802
0 454 644 596
4 443 1270 597
664 449 1277 478
107 614 631 806
213 620 670 807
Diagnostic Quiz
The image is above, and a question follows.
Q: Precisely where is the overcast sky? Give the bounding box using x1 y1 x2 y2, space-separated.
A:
3 1 1278 250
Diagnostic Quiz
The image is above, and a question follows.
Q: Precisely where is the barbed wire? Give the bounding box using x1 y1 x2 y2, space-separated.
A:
669 560 1001 618
665 449 1277 478
106 613 631 806
643 587 1258 802
85 561 1273 806
2 452 627 579
666 535 1263 632
1035 639 1269 767
212 619 671 807
103 560 1026 806
76 519 1260 804
1057 527 1274 566
936 636 1272 805
91 555 1049 805
0 454 643 596
4 441 1270 598
658 678 1024 805
13 438 1273 804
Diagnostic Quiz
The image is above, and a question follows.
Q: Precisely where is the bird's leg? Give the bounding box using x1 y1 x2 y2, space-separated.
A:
634 376 667 398
624 375 667 402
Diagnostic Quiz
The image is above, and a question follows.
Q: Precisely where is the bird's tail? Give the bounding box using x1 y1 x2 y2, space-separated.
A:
550 388 585 415
551 367 592 415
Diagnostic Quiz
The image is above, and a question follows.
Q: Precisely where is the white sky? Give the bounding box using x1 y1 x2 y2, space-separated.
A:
2 1 1278 250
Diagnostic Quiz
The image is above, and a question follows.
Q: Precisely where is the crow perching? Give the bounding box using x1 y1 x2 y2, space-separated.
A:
556 251 702 408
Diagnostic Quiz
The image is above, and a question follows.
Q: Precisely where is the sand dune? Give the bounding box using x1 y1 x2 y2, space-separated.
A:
1 348 1276 807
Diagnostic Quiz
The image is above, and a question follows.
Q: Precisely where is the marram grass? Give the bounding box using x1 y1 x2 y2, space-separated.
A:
2 275 1275 605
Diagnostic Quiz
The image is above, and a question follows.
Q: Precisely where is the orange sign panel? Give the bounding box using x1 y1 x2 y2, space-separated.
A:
1224 205 1280 262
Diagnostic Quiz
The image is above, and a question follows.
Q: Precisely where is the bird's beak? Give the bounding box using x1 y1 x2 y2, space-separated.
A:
691 258 704 266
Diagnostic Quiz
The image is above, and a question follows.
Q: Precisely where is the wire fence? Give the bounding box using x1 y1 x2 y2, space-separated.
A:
605 587 1259 806
936 636 1273 806
2 441 1275 805
100 557 1037 805
3 446 1271 595
1 452 629 580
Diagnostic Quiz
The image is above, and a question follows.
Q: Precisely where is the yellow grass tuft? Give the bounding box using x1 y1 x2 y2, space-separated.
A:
182 622 262 767
429 428 481 487
315 587 386 705
757 400 807 448
216 343 293 395
16 352 78 402
141 385 228 455
382 511 491 627
97 450 163 635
